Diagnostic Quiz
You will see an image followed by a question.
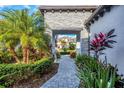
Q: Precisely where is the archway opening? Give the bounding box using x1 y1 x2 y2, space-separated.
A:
51 29 82 60
55 34 76 56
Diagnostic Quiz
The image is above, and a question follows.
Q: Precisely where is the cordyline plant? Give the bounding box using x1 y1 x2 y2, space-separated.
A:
90 29 117 60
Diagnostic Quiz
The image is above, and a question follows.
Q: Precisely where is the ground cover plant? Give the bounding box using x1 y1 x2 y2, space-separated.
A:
76 55 124 88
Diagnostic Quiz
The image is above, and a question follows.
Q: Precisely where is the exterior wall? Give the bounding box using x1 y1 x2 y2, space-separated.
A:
89 6 124 75
44 12 91 30
44 11 92 54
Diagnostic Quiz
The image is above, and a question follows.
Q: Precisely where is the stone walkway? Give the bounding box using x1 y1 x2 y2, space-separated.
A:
41 55 80 88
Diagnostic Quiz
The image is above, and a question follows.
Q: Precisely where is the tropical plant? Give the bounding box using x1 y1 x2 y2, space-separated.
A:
0 17 20 63
90 29 117 60
79 64 117 88
0 9 50 63
76 54 97 69
76 55 124 88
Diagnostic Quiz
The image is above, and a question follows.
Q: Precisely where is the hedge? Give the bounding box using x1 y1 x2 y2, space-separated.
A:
60 51 70 55
0 58 53 87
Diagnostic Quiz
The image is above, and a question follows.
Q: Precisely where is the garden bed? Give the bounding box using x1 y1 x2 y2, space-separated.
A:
0 58 59 88
11 63 59 88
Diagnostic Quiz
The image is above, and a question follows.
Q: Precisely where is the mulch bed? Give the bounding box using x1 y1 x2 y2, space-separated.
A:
12 63 59 88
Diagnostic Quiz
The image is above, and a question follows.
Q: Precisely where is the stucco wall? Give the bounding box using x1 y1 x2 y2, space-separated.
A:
44 12 91 37
89 6 124 75
44 11 92 54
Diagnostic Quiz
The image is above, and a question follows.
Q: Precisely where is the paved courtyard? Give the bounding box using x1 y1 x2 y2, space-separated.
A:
41 55 80 88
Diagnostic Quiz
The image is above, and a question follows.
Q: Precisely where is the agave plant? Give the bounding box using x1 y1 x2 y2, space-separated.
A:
90 29 117 60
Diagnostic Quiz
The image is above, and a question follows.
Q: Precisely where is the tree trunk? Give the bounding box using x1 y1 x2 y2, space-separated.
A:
26 48 29 64
22 47 29 64
22 47 27 63
8 48 20 63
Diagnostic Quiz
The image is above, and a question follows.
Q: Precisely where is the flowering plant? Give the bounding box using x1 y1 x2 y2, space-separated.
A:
90 29 117 59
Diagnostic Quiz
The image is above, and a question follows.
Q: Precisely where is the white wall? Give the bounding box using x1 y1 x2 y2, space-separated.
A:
90 6 124 75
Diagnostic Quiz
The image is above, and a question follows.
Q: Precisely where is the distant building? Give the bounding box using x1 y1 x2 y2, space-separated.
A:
56 36 76 49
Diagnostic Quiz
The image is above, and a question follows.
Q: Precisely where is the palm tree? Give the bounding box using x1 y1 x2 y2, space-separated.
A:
18 9 46 64
0 18 20 63
0 9 49 64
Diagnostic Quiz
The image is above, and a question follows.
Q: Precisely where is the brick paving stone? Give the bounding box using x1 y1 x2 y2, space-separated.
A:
41 55 80 88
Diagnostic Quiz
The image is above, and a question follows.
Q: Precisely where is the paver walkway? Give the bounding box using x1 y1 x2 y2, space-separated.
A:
41 55 80 88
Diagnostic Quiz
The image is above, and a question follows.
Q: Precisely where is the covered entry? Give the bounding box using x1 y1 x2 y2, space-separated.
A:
51 28 82 59
39 5 96 59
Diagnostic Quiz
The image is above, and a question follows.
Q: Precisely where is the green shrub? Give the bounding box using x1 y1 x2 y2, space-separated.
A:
69 43 76 50
70 51 76 58
0 85 5 88
76 54 97 69
0 50 15 64
76 55 123 88
63 47 67 52
0 58 53 87
60 51 70 55
33 58 52 74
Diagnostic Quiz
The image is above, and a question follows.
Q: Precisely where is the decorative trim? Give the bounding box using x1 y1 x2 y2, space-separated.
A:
84 5 114 27
41 9 96 13
39 5 97 13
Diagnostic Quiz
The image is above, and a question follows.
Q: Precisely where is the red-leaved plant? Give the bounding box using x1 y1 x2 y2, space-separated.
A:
90 29 117 60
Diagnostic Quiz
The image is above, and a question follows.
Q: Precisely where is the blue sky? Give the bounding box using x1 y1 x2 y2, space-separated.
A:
58 34 76 38
0 5 38 19
0 5 38 12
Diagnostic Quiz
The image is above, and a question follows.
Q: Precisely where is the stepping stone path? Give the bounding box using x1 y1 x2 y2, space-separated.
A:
41 55 80 88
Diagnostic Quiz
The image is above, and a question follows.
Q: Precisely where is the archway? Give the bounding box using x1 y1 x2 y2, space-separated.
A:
51 28 82 59
39 6 96 60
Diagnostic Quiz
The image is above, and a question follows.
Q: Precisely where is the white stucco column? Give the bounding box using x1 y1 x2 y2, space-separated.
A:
52 32 57 61
76 33 81 54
